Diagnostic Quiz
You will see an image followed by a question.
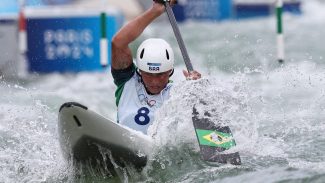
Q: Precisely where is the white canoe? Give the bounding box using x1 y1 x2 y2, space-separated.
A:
58 102 153 173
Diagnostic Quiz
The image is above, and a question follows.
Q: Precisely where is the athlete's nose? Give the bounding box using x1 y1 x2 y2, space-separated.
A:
149 77 161 85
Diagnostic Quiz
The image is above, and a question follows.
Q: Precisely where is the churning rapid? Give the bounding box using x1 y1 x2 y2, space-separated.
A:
1 0 325 182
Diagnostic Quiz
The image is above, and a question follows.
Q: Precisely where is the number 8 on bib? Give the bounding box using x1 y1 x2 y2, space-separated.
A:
134 107 150 125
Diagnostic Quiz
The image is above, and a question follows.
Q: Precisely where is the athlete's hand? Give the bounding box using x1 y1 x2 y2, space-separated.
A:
183 70 202 80
152 0 177 15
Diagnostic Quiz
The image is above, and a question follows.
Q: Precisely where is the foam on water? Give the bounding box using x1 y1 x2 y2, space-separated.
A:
0 72 117 182
0 84 72 182
1 63 325 182
140 60 325 182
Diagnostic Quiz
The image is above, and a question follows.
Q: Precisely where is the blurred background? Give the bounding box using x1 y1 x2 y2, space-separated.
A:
0 0 302 76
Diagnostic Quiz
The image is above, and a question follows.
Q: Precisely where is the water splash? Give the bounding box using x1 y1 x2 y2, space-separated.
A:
0 87 72 182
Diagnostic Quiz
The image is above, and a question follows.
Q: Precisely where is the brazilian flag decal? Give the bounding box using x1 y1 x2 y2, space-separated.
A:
196 129 236 149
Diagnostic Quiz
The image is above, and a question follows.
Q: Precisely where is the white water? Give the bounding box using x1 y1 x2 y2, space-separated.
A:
1 0 325 182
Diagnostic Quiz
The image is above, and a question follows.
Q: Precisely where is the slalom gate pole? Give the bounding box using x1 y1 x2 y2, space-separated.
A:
100 12 108 67
18 0 27 54
276 0 285 64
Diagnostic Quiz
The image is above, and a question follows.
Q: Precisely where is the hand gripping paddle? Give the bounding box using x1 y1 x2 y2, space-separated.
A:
156 0 241 165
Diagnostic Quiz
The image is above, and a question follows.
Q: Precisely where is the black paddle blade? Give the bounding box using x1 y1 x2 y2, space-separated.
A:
192 107 241 165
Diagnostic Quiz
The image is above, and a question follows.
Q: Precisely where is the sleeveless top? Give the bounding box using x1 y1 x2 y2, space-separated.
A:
112 64 172 134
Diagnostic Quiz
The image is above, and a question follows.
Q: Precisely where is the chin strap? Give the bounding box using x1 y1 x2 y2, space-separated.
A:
136 69 151 94
136 69 145 86
169 69 174 77
136 68 142 77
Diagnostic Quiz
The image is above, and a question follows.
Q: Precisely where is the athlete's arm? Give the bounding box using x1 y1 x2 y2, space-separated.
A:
111 2 166 70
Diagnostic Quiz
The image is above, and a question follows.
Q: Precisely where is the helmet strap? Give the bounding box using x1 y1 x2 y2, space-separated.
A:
169 69 174 77
136 69 150 94
136 68 144 84
136 68 142 77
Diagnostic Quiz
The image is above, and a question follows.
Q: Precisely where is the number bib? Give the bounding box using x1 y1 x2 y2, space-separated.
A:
117 73 172 134
134 107 150 125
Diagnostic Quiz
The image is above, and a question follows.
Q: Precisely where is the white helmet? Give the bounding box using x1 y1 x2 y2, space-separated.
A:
136 38 174 73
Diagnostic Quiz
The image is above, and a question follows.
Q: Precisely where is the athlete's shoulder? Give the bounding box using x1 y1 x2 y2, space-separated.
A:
111 63 136 87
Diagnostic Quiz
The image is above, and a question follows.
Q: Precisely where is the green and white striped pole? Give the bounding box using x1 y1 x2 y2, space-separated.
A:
276 0 285 63
100 12 108 67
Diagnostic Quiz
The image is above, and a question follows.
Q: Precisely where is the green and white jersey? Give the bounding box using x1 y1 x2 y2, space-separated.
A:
112 64 172 134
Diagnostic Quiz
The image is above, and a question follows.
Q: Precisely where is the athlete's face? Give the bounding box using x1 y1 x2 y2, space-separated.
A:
140 70 172 95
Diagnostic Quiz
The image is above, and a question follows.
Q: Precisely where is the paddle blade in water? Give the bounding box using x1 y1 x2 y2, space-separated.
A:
192 107 241 165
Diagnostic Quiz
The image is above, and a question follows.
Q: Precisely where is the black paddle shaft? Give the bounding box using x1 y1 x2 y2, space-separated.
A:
164 1 194 72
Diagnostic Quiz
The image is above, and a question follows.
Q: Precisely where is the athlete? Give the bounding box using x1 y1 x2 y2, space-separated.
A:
111 0 201 134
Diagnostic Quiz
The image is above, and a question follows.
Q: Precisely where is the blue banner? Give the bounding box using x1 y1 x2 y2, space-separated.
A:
173 0 232 22
26 12 122 73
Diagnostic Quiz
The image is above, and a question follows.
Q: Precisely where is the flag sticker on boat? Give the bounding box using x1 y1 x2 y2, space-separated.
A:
196 129 236 149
